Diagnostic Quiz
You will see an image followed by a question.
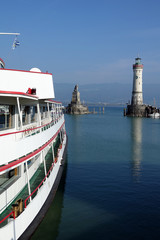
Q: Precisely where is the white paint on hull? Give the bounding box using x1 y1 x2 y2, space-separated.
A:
0 134 66 240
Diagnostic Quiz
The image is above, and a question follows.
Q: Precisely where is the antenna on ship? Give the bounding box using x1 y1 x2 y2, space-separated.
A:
0 32 20 49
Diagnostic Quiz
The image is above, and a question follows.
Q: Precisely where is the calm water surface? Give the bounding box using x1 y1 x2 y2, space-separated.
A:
31 107 160 240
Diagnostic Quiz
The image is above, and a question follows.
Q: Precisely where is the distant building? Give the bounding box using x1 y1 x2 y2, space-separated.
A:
66 85 90 114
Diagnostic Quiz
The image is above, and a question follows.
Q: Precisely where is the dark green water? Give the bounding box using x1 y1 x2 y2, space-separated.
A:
31 107 160 240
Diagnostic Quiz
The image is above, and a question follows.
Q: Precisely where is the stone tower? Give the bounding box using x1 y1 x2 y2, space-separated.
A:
71 85 81 104
131 57 143 105
66 85 90 114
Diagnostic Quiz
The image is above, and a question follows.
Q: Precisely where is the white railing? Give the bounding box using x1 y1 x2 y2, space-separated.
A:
0 115 65 168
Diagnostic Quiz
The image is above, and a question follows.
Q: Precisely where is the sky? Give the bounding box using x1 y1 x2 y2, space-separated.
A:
1 0 160 85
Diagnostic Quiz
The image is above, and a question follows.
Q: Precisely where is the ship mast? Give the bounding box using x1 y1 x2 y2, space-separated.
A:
0 32 20 49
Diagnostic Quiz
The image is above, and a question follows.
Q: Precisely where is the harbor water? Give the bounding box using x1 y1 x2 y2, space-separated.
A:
31 107 160 240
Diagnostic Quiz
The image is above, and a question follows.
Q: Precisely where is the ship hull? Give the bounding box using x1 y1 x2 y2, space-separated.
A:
19 135 68 240
0 134 67 240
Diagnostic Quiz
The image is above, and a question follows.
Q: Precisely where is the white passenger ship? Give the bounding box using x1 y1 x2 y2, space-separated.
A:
0 59 67 239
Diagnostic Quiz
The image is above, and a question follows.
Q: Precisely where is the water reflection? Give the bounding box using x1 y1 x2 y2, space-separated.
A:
31 158 68 240
130 118 143 181
71 115 83 135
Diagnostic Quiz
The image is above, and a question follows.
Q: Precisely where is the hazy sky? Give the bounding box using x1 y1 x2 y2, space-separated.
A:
1 0 160 85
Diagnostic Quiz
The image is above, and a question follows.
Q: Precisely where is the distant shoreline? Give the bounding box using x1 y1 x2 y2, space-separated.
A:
62 101 126 107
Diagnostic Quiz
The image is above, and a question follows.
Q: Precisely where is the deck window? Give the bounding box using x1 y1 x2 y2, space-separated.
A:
0 167 19 187
22 106 30 125
0 105 15 130
41 106 47 120
31 106 37 123
22 105 37 125
24 156 38 173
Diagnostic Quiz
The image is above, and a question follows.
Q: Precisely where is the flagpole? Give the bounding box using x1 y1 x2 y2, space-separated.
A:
0 33 20 35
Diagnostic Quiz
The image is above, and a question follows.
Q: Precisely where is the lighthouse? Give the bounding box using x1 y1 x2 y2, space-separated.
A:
125 57 160 117
125 57 147 117
131 57 143 105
